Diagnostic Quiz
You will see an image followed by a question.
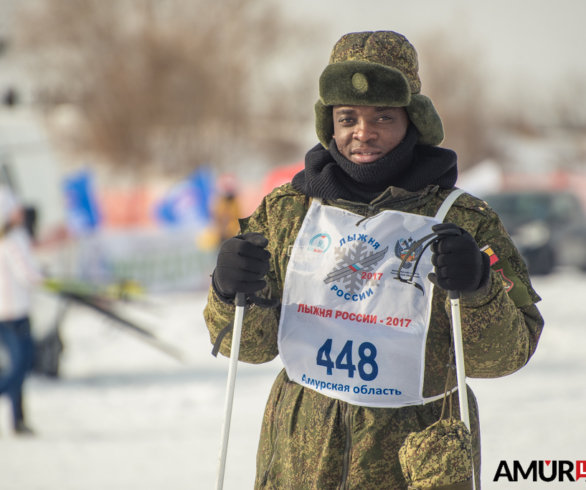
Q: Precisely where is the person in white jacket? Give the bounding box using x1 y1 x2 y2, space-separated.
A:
0 186 43 435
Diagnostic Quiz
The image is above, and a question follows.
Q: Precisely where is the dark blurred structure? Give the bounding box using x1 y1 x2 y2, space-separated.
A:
33 316 64 378
0 37 8 56
23 205 37 241
3 87 18 107
484 190 586 275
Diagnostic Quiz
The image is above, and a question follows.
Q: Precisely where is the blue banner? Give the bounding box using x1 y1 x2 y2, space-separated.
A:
62 170 101 235
155 167 214 227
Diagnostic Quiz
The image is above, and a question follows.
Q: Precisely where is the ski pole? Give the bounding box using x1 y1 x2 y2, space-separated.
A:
215 292 246 490
449 290 476 490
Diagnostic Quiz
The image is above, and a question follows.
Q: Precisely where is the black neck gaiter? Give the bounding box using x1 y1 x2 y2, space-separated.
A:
292 124 458 203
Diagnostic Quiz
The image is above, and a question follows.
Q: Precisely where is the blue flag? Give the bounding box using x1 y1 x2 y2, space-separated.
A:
155 167 214 227
62 170 101 235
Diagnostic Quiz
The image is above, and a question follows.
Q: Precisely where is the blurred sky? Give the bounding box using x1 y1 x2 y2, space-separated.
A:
282 0 586 110
0 0 18 36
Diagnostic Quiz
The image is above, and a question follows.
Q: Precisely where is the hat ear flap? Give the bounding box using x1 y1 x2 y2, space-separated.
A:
406 95 444 146
315 100 334 149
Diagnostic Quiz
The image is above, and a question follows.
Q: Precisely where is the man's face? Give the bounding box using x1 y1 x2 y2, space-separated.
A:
332 105 410 165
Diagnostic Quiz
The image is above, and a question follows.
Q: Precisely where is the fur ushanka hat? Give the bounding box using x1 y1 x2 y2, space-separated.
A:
315 31 444 148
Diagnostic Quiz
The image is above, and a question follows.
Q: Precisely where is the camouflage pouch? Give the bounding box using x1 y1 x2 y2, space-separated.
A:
399 364 473 490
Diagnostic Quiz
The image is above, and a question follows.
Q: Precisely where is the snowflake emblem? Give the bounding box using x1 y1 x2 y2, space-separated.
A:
323 241 389 295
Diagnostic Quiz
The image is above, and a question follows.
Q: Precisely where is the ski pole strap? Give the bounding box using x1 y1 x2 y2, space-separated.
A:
438 353 456 423
212 309 246 358
395 226 462 287
211 293 280 357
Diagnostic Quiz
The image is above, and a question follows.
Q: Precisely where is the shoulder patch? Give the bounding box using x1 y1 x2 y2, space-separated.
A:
480 245 499 266
477 231 514 265
494 267 514 292
494 259 533 307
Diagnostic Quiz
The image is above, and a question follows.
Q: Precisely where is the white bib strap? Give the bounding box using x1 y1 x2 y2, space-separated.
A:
434 188 466 222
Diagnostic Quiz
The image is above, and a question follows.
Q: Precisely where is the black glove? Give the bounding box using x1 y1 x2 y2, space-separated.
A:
213 232 271 299
427 223 490 293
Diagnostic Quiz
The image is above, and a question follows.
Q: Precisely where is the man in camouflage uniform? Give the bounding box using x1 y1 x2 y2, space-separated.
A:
204 31 544 489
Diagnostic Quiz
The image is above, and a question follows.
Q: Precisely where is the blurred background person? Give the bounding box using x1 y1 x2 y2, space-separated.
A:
0 185 43 435
213 173 241 244
197 173 242 251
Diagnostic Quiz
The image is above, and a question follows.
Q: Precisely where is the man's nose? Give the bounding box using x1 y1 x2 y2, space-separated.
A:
353 120 377 142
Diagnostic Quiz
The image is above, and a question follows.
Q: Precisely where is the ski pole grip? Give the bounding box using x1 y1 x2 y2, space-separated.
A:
235 292 246 307
448 290 460 300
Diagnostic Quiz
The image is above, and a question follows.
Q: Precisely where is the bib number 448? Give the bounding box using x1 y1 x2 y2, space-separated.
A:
316 339 378 381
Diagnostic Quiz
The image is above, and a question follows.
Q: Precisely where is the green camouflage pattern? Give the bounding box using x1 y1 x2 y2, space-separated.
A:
252 371 480 490
329 31 422 94
203 183 544 490
399 418 472 488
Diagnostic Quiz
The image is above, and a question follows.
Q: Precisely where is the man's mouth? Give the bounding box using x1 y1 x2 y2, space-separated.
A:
350 148 382 163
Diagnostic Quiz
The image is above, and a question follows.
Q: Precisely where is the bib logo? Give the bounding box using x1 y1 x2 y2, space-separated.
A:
394 237 422 268
307 233 331 254
393 236 426 295
324 233 388 302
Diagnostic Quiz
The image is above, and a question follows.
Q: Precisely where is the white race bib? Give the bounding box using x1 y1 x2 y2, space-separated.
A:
277 196 459 408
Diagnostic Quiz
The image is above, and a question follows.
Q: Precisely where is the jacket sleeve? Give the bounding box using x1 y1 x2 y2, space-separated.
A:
203 194 282 364
445 198 545 378
5 230 44 287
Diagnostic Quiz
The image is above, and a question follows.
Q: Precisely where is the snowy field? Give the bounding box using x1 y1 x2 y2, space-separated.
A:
0 271 584 489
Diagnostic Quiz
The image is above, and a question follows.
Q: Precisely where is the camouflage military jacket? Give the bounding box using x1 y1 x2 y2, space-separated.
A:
204 183 544 490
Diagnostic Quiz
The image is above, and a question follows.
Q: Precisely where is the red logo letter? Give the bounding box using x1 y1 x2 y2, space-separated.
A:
576 461 586 481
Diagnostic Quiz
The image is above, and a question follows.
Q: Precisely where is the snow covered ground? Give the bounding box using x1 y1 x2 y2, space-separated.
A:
0 271 584 489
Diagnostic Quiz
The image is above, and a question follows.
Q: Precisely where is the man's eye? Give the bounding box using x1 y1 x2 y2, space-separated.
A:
339 118 354 124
